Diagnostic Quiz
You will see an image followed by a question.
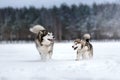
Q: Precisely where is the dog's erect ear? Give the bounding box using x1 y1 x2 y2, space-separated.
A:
37 30 48 36
74 39 81 43
38 30 43 34
42 30 48 36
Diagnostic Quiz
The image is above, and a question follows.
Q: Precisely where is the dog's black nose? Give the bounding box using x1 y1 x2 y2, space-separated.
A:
72 46 74 48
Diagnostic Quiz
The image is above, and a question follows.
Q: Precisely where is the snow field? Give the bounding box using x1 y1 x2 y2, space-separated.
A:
0 41 120 80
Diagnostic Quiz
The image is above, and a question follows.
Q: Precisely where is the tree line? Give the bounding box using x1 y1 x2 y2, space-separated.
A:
0 3 120 41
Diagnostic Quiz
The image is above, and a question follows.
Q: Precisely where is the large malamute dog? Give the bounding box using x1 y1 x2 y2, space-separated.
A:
72 34 93 61
30 25 54 61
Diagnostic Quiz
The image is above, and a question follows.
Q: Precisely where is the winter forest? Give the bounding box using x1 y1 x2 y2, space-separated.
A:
0 3 120 41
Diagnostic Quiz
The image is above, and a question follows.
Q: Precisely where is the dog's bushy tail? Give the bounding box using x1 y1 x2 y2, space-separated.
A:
29 25 45 34
83 33 91 42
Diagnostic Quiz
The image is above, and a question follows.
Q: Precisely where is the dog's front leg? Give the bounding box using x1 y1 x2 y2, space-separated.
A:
40 53 47 61
48 51 53 59
89 51 93 59
48 44 54 59
76 51 81 61
82 54 86 59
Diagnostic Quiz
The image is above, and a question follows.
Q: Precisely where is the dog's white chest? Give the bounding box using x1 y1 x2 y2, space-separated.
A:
78 46 88 53
37 45 51 54
35 39 53 54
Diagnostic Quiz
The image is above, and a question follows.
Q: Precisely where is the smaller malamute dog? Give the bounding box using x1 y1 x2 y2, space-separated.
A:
30 25 54 61
72 34 93 61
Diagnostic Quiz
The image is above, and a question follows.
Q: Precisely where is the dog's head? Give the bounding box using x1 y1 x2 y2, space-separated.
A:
72 39 85 50
43 32 54 43
37 30 54 45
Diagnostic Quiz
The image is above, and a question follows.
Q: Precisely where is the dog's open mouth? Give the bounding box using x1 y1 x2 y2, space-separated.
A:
48 39 54 42
74 47 78 50
72 46 78 50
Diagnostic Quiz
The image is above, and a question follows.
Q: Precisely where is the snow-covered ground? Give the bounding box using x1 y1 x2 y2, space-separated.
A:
0 41 120 80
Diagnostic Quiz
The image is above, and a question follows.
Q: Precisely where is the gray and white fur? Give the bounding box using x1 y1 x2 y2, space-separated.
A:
30 25 54 61
72 34 93 61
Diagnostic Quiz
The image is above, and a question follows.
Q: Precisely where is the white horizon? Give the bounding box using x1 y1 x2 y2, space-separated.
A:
0 0 119 8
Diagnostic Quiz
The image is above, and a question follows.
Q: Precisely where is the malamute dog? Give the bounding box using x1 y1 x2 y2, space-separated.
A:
30 25 54 61
72 34 93 61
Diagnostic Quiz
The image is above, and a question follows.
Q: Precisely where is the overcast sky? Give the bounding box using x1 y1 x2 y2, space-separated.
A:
0 0 119 8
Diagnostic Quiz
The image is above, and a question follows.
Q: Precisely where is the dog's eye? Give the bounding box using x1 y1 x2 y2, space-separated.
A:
47 34 50 36
75 42 77 45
